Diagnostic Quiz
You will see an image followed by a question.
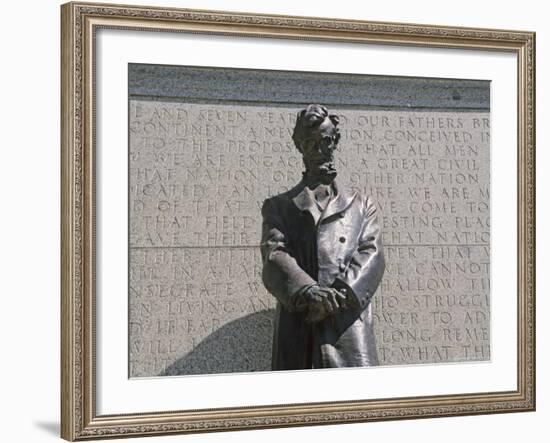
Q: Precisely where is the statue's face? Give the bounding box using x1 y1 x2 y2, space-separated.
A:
300 118 338 174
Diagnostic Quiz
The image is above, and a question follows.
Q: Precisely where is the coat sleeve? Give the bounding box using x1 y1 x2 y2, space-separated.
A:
332 194 385 310
260 198 317 311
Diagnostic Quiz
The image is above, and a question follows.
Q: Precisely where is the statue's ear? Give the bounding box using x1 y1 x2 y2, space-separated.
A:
297 109 306 120
329 114 340 126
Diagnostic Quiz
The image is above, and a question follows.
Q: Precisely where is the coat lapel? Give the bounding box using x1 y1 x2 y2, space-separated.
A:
290 179 357 225
321 180 357 222
291 182 323 225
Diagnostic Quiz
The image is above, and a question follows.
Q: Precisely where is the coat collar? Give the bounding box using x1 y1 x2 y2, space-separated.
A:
291 179 357 224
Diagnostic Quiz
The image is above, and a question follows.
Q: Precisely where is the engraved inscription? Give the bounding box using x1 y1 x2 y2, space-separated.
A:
129 101 490 376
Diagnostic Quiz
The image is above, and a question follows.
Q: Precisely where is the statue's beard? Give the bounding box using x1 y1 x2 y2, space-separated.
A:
303 156 337 185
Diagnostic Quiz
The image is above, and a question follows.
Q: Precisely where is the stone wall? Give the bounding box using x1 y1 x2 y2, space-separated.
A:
128 65 490 377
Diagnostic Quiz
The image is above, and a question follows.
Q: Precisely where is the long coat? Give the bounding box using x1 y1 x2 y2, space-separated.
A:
260 179 385 370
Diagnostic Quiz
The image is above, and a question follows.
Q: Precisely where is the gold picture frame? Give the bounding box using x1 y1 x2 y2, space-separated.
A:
61 1 536 440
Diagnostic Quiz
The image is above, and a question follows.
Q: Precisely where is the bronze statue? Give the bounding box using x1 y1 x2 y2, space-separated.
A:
260 104 385 370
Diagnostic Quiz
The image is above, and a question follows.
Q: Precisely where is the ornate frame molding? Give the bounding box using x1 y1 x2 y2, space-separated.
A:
61 2 535 440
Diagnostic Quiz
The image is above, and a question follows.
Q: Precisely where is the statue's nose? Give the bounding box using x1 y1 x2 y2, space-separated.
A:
321 143 334 155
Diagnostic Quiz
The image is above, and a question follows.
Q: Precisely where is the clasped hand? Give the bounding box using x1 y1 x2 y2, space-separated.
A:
304 285 348 323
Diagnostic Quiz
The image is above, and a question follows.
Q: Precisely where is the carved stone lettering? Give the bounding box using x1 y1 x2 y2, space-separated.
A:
129 96 490 376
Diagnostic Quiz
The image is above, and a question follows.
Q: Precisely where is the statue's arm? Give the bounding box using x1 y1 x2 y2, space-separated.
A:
260 198 317 311
332 194 386 310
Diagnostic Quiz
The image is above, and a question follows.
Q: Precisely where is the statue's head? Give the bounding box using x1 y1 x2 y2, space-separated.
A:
292 104 341 183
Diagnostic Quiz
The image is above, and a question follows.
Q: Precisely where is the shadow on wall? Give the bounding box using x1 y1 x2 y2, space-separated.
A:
161 309 276 376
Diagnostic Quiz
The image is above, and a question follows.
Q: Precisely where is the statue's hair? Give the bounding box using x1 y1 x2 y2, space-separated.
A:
292 104 341 152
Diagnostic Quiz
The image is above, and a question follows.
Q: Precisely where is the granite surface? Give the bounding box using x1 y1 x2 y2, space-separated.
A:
128 65 490 377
